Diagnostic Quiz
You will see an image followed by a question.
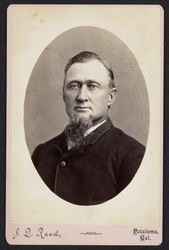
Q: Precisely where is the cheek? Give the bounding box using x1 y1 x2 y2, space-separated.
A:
93 93 109 107
63 93 75 104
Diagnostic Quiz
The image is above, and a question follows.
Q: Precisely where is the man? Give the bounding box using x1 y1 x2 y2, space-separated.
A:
32 51 145 205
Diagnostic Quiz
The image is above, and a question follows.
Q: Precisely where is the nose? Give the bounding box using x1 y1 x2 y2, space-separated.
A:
76 85 88 102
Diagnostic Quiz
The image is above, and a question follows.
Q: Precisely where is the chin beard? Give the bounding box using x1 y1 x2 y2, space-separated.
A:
65 115 94 149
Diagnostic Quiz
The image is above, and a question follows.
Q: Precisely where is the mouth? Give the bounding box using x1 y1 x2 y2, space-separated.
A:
74 106 91 112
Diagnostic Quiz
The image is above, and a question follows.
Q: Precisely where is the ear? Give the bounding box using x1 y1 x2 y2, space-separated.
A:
108 87 117 106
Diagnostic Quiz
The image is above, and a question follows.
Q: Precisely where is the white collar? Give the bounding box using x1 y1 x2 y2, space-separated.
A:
84 120 107 136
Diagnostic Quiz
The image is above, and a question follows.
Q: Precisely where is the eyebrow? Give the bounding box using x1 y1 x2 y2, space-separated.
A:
66 80 100 86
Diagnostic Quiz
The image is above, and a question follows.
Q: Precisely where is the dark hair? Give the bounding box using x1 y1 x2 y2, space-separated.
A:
64 51 116 88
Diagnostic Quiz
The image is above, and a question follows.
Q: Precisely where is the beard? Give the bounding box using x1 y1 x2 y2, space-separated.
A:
65 114 94 149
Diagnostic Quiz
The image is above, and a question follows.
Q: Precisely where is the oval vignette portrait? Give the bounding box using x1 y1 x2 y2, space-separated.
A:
24 26 149 206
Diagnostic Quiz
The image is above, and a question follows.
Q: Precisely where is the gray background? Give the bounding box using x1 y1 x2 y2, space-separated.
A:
24 26 149 155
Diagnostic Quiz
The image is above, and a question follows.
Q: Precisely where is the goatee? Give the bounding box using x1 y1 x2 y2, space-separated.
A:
65 115 93 149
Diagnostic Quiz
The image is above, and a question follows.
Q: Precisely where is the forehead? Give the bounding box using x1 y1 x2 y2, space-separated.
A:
65 59 110 83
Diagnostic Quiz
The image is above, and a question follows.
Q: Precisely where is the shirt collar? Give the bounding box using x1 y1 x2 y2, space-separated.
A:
84 119 107 136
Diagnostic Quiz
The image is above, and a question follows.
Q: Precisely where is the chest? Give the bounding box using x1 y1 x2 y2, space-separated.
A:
37 141 123 205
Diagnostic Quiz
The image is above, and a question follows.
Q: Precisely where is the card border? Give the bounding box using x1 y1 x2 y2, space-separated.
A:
1 0 168 249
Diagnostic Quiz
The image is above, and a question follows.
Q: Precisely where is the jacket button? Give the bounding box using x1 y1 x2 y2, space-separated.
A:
60 161 66 167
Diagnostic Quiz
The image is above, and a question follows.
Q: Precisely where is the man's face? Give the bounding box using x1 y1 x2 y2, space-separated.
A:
63 59 116 126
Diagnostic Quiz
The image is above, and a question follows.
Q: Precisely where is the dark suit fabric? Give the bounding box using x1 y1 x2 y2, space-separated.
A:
32 118 145 205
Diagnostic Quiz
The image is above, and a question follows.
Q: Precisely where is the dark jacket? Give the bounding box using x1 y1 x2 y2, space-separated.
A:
32 118 145 205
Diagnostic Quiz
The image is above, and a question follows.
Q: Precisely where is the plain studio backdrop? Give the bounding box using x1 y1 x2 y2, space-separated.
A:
24 26 149 155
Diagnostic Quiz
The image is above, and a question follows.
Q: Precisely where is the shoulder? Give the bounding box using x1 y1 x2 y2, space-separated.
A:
31 132 65 163
102 124 146 158
113 126 145 150
35 132 64 149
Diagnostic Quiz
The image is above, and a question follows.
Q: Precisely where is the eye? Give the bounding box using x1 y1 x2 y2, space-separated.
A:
87 82 99 90
68 82 80 89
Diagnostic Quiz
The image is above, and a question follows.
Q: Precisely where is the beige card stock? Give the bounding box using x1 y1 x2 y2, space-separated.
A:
6 5 163 245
